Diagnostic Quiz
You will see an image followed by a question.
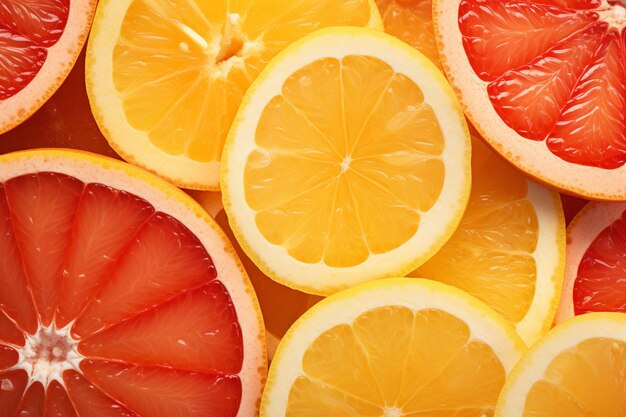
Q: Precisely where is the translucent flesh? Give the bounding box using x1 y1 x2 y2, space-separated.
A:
0 172 244 417
459 0 626 168
286 307 506 416
0 0 69 99
414 138 538 325
574 210 626 314
523 338 626 416
375 0 442 68
112 0 372 163
244 55 445 267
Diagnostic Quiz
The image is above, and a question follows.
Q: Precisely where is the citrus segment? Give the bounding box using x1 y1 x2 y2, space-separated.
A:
4 173 83 328
55 184 154 329
556 202 626 322
413 138 565 344
87 0 382 189
0 188 38 334
80 360 242 417
0 150 265 417
376 0 441 68
64 370 138 417
435 0 626 198
223 28 470 294
46 380 77 417
14 383 45 417
0 370 28 416
0 0 95 133
262 279 525 416
495 313 626 417
78 281 243 374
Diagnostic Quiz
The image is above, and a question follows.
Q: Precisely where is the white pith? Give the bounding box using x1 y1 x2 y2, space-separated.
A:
555 201 626 323
261 279 525 417
0 150 266 417
598 0 626 30
5 324 84 389
434 0 626 199
222 27 471 295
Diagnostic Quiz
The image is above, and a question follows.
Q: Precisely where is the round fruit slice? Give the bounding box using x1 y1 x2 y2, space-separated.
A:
86 0 382 190
222 27 471 295
496 312 626 417
262 278 525 416
412 137 566 345
0 150 265 417
555 201 626 323
435 0 626 199
375 0 442 68
0 0 96 134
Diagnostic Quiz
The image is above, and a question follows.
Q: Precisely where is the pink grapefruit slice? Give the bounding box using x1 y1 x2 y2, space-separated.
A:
0 0 96 134
556 201 626 323
435 0 626 199
0 150 266 417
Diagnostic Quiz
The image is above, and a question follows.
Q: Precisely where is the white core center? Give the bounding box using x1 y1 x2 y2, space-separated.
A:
382 407 403 417
340 156 353 173
13 326 83 388
599 0 626 29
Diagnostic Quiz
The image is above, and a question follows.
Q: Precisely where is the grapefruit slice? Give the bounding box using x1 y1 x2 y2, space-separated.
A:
555 201 626 323
0 150 265 417
0 0 96 134
435 0 626 199
222 27 471 295
496 312 626 417
86 0 382 190
412 137 565 345
261 278 525 416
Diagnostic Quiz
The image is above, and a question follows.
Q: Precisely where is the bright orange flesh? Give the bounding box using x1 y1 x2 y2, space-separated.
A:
245 55 445 267
286 307 506 416
523 338 626 415
0 172 245 417
376 0 442 68
111 0 374 164
458 0 626 169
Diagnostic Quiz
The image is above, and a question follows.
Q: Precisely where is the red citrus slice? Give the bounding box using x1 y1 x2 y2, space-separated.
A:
435 0 626 199
0 0 96 134
556 201 626 323
0 150 266 417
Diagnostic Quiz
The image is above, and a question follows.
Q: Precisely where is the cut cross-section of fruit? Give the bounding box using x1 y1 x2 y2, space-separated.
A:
555 201 626 323
435 0 626 199
0 0 96 134
261 278 525 416
412 137 566 345
86 0 382 190
0 150 266 417
375 0 442 68
222 27 471 295
496 312 626 417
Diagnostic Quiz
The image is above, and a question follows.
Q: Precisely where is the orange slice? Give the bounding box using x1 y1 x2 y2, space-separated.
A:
555 201 626 323
435 0 626 199
376 0 442 68
0 150 265 417
496 312 626 417
222 27 471 295
412 137 566 345
262 278 525 416
86 0 382 190
0 0 96 134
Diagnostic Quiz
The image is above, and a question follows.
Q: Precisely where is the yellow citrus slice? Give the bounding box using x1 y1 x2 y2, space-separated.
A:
412 137 566 345
496 312 626 417
222 27 471 295
375 0 442 68
262 278 525 416
85 0 382 190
